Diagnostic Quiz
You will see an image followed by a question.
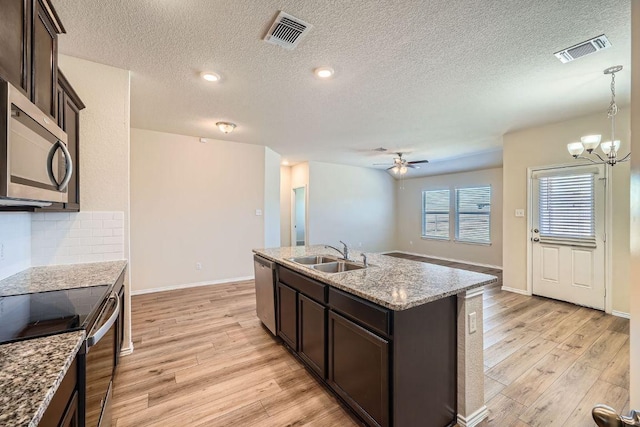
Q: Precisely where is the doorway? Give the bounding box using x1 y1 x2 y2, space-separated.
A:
292 187 306 246
529 164 606 310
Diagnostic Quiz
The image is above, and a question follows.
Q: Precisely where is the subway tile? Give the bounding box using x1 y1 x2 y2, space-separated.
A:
80 220 102 229
113 212 124 220
92 229 113 237
60 238 80 247
45 212 69 221
88 237 104 246
31 213 45 221
73 212 93 221
92 212 113 220
102 253 124 261
102 220 122 229
112 228 124 237
69 229 92 238
103 236 122 245
56 220 72 230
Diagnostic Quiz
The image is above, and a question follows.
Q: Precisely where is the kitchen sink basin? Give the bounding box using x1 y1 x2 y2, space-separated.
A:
312 261 365 273
289 255 338 265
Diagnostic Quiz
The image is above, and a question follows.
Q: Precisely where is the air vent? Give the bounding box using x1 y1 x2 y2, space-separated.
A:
373 147 388 152
263 11 312 50
554 35 611 63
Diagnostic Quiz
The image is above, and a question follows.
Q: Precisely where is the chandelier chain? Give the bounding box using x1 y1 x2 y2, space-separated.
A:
608 71 618 119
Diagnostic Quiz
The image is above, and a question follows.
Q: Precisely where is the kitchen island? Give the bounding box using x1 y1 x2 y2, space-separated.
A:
253 246 497 427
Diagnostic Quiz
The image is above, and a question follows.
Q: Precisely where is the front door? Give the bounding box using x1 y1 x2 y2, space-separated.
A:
530 164 606 310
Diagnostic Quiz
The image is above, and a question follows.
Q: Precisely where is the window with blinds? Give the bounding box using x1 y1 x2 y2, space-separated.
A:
455 186 491 244
538 173 596 246
422 190 450 239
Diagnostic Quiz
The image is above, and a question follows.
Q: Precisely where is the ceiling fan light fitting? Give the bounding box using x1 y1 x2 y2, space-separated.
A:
216 121 236 134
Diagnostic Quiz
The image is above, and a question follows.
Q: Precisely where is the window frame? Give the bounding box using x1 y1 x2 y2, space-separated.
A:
421 189 451 241
454 185 492 246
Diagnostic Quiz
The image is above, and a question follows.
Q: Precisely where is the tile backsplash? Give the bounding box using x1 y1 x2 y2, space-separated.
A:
0 213 31 281
31 211 125 266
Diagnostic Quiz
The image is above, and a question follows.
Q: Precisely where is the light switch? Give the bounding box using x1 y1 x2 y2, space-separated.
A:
515 209 525 217
255 209 263 216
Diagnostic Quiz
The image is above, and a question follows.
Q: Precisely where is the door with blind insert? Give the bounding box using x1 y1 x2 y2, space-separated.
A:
531 165 605 310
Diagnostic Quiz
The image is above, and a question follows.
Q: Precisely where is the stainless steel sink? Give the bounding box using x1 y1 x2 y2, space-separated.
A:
312 261 365 273
288 255 338 265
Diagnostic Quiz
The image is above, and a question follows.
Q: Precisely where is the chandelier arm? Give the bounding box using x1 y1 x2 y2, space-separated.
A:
619 152 632 163
591 152 607 162
575 155 603 164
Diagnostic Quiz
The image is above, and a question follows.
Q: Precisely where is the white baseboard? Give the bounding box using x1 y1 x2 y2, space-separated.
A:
501 286 531 296
131 276 255 296
612 310 631 319
120 342 134 356
388 250 502 270
457 405 488 427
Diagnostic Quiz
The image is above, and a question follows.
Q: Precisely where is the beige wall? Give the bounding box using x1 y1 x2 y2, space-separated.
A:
630 0 639 408
396 168 503 267
264 148 281 248
307 161 396 253
130 128 267 292
290 163 309 245
280 166 292 246
57 55 132 349
503 111 630 314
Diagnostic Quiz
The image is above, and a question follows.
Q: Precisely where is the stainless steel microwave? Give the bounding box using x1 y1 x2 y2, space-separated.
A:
0 80 72 207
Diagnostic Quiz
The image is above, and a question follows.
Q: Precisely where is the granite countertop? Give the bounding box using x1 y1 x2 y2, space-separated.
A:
254 246 497 310
0 331 85 427
0 260 128 297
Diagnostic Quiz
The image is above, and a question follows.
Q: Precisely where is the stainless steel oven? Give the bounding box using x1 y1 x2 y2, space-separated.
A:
84 292 120 427
0 79 71 206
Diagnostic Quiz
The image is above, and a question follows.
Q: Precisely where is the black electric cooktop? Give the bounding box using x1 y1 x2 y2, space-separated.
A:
0 285 110 345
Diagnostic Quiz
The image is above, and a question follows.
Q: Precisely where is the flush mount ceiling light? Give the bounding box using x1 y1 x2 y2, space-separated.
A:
314 67 334 79
201 72 220 82
216 121 236 134
566 65 630 166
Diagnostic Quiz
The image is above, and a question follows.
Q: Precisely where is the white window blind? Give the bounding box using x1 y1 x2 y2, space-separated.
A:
455 186 491 244
422 190 450 239
538 173 596 247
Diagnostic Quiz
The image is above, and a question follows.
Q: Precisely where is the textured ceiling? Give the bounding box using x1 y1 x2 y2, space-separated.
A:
52 0 631 177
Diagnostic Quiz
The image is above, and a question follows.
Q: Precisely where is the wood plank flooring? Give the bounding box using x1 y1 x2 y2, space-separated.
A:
113 254 630 426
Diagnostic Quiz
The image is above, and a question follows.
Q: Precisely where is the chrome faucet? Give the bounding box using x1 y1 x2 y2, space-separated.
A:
325 240 350 260
360 253 368 267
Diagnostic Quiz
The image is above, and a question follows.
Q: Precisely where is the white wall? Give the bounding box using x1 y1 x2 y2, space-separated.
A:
629 0 639 408
280 166 291 246
130 128 268 293
307 161 396 253
264 148 281 248
395 168 503 267
58 54 132 349
503 111 630 314
0 213 31 280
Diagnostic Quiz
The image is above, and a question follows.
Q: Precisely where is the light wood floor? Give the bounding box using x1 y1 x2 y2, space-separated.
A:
113 255 630 427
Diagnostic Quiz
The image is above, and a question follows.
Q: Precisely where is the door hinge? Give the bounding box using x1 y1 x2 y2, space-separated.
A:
603 233 606 242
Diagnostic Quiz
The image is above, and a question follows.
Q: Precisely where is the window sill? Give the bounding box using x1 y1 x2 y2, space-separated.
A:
454 240 492 247
421 236 451 242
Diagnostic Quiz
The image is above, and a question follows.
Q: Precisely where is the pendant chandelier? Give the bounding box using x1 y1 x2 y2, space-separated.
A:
566 65 630 166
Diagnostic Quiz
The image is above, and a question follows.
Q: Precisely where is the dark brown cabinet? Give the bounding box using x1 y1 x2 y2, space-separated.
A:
277 282 298 350
274 264 458 427
298 293 326 378
38 356 78 427
0 0 64 116
328 311 389 427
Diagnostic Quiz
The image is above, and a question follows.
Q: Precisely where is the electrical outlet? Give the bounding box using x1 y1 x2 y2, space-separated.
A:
255 209 263 216
469 312 477 334
515 209 525 217
196 262 202 271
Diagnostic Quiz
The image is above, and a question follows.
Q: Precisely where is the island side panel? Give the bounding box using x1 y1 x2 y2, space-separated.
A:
392 295 457 427
456 288 487 426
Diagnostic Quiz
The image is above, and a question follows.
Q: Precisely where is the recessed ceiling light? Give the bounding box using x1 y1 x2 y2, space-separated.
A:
201 72 220 82
282 160 289 166
314 67 334 79
216 121 236 134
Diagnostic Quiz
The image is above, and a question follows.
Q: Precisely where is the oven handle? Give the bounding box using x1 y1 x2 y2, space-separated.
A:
87 293 120 348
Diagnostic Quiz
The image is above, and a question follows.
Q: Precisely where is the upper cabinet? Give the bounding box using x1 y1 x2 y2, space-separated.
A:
0 0 65 119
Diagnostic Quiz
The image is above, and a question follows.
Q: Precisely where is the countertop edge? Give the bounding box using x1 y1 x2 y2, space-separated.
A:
253 249 497 310
28 331 86 427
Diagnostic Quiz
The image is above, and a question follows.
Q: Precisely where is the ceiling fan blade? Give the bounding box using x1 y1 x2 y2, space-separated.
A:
406 164 420 169
386 166 397 171
373 163 392 166
408 160 429 164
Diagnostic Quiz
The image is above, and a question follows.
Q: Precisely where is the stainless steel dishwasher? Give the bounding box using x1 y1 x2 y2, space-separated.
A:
254 255 276 335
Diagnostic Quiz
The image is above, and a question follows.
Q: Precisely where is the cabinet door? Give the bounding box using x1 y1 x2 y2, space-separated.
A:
328 311 389 427
298 294 326 378
59 390 79 427
0 0 30 96
32 0 58 119
277 282 297 350
61 85 80 210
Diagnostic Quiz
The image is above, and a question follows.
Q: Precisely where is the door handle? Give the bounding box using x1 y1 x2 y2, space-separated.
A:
532 237 540 242
533 229 539 233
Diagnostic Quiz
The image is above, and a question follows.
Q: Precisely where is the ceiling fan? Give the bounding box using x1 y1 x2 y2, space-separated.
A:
374 152 429 175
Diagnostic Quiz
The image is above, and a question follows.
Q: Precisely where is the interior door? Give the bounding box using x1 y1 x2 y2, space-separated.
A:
531 165 606 310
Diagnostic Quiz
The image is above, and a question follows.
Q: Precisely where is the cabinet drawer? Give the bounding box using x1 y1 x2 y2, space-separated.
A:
329 288 390 337
278 266 326 303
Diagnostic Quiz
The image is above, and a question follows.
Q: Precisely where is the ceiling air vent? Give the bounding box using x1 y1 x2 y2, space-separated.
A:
263 11 312 50
554 35 611 63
